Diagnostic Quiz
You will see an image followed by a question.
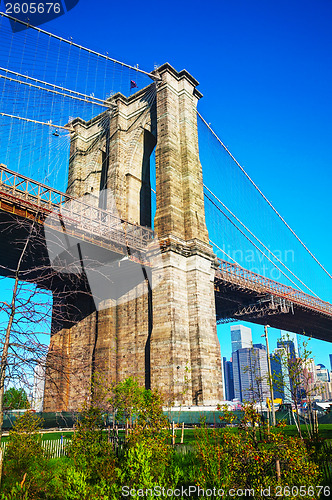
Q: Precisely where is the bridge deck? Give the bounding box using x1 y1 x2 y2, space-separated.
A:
215 260 332 342
216 259 332 317
0 164 153 254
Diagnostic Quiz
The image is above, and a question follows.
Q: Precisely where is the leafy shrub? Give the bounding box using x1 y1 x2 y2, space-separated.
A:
0 474 28 500
68 403 117 484
194 406 322 499
2 411 46 495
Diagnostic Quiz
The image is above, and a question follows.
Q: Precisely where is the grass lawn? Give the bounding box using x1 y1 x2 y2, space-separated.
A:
2 424 332 444
173 424 332 445
1 430 74 442
279 424 332 441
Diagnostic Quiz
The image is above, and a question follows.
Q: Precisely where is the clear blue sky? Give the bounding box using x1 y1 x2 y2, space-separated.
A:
1 0 332 368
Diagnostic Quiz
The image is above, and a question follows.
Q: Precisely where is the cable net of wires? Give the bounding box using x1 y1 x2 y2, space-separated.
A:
197 113 332 304
0 13 153 193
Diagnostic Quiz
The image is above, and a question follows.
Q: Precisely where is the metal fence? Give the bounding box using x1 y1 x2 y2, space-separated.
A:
1 437 70 459
0 164 154 253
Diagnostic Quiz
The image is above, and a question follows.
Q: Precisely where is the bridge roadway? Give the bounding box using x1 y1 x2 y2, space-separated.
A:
215 261 332 342
0 164 331 343
0 164 153 285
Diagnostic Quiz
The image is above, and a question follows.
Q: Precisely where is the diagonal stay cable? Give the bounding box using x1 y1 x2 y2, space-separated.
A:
198 110 332 281
203 184 319 297
204 190 320 298
209 238 241 266
0 12 161 82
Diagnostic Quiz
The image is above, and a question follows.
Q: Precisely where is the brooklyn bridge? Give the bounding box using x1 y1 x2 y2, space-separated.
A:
0 12 331 411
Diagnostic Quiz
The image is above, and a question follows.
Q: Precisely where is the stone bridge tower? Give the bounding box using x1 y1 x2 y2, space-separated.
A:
43 63 222 410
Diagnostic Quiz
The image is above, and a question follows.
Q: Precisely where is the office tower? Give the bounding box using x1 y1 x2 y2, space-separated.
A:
233 346 269 402
222 357 235 401
329 354 332 372
231 325 253 353
279 331 299 357
253 343 266 351
277 339 296 360
271 347 291 402
32 360 46 412
315 364 330 383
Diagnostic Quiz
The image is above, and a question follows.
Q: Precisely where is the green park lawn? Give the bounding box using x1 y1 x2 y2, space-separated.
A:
2 423 332 443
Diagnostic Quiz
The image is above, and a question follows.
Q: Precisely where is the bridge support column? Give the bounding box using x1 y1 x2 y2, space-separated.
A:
44 289 99 412
43 63 223 410
151 64 223 405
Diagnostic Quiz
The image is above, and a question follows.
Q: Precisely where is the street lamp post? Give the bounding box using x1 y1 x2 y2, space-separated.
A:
263 324 276 426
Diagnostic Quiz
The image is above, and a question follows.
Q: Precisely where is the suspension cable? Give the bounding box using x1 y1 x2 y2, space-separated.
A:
0 66 108 104
198 110 332 281
203 185 319 297
204 190 320 298
0 73 109 108
0 12 161 81
0 112 73 131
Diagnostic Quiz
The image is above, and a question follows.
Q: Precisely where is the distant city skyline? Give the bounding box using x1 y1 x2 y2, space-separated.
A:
218 322 332 373
223 323 332 403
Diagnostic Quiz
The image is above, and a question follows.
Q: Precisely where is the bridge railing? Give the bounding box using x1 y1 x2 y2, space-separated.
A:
216 259 332 317
0 164 153 252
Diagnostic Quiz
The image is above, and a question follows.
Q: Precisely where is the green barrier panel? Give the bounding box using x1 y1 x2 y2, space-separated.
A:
1 408 308 430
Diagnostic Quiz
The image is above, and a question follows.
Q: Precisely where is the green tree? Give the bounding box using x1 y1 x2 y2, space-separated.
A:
272 334 321 439
3 388 29 410
2 411 46 495
68 401 117 484
112 377 145 427
121 385 178 492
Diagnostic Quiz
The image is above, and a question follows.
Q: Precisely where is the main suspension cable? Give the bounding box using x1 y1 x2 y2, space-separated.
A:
0 73 109 108
203 185 319 297
0 112 73 130
0 66 109 104
198 110 332 281
0 12 161 82
204 190 320 298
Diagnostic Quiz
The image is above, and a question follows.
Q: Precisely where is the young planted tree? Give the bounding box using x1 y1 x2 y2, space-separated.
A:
240 346 271 439
112 377 145 429
2 411 45 490
0 214 51 479
3 388 29 410
272 334 321 439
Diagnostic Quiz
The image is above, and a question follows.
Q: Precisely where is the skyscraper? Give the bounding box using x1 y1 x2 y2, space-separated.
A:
222 357 235 401
329 354 332 372
233 346 269 402
271 347 291 402
315 364 330 383
279 331 299 357
231 325 253 352
277 339 297 359
32 360 46 412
